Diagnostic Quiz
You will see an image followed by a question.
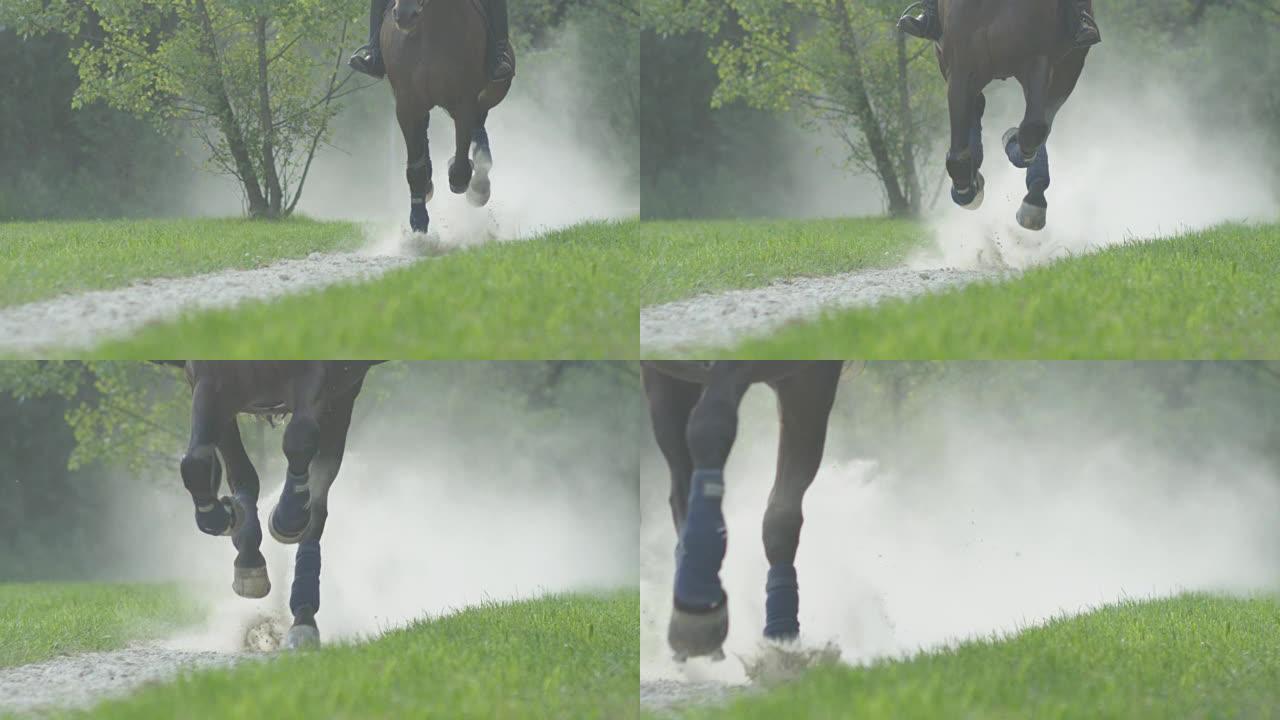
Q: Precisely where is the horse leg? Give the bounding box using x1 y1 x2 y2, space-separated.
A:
467 109 492 207
448 103 477 194
642 366 701 535
269 363 325 545
180 377 240 538
761 363 840 643
398 108 432 233
1014 56 1052 164
216 418 270 599
669 362 751 662
945 74 985 210
1017 145 1051 231
285 382 360 650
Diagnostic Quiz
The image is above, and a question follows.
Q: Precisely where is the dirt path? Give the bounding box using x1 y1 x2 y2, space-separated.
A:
640 266 1010 354
0 645 244 715
0 252 417 355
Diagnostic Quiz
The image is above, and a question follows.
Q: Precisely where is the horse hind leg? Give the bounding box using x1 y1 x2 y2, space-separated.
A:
217 418 270 599
1017 144 1051 231
399 111 431 233
1015 56 1052 164
761 363 841 644
467 117 493 207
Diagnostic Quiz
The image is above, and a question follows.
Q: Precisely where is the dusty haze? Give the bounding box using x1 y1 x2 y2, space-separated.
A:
640 367 1280 686
101 366 639 651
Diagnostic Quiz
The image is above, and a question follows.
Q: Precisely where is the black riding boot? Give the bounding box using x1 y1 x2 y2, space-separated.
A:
1072 0 1101 47
897 0 941 41
349 0 388 79
485 0 515 82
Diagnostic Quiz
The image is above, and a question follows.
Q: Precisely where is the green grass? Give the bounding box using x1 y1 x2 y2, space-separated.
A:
0 582 202 668
637 217 927 306
0 218 362 307
69 590 639 720
722 223 1280 359
89 220 641 359
679 593 1280 719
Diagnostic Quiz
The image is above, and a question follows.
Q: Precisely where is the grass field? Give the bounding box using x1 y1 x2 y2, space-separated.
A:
86 220 640 359
70 590 639 720
637 218 927 307
673 593 1280 719
0 582 202 668
0 218 362 307
715 223 1280 359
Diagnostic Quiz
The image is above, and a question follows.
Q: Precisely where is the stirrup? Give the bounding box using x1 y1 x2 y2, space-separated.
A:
349 46 385 79
897 1 940 41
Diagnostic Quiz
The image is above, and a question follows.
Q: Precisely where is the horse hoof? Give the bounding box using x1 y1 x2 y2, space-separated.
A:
1017 201 1047 231
268 506 309 545
668 601 729 661
286 623 320 650
963 173 985 210
232 565 271 599
466 178 491 207
448 156 473 194
409 204 429 234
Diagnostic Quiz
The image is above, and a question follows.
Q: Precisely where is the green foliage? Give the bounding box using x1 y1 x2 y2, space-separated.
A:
0 217 362 308
87 221 643 359
72 591 638 720
0 583 202 667
0 30 194 221
7 0 365 218
724 223 1280 359
683 594 1280 719
641 0 944 217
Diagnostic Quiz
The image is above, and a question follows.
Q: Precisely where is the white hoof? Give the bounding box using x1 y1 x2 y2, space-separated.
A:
232 565 271 599
286 624 320 650
1017 201 1047 231
466 182 491 207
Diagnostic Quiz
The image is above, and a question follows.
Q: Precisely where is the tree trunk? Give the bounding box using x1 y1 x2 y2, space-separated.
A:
255 16 284 217
895 30 922 217
192 0 268 217
832 0 911 218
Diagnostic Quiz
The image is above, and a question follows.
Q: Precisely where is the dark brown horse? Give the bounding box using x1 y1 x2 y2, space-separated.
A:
936 0 1091 230
643 361 844 661
383 0 513 234
163 361 383 648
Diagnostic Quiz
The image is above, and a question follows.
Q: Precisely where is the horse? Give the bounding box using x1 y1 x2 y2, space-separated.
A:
935 0 1091 231
642 361 845 660
383 0 513 234
164 361 383 649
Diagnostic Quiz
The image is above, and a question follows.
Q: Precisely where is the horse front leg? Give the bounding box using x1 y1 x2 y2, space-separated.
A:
216 417 270 599
180 374 241 538
448 102 477 194
284 380 360 650
761 362 841 644
945 75 985 210
397 108 432 233
669 363 751 662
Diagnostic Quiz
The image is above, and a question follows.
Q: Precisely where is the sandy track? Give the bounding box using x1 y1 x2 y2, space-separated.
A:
0 252 417 354
0 644 245 714
640 266 1009 354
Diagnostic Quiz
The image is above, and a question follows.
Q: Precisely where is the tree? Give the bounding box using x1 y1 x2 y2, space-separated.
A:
641 0 945 218
6 0 365 218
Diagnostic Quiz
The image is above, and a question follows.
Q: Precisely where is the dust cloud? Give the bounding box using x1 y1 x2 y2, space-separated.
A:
916 48 1279 269
105 370 638 652
640 371 1280 688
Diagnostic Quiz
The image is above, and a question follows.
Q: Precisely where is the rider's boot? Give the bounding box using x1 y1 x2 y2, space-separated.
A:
349 0 387 79
486 0 515 82
897 0 942 42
